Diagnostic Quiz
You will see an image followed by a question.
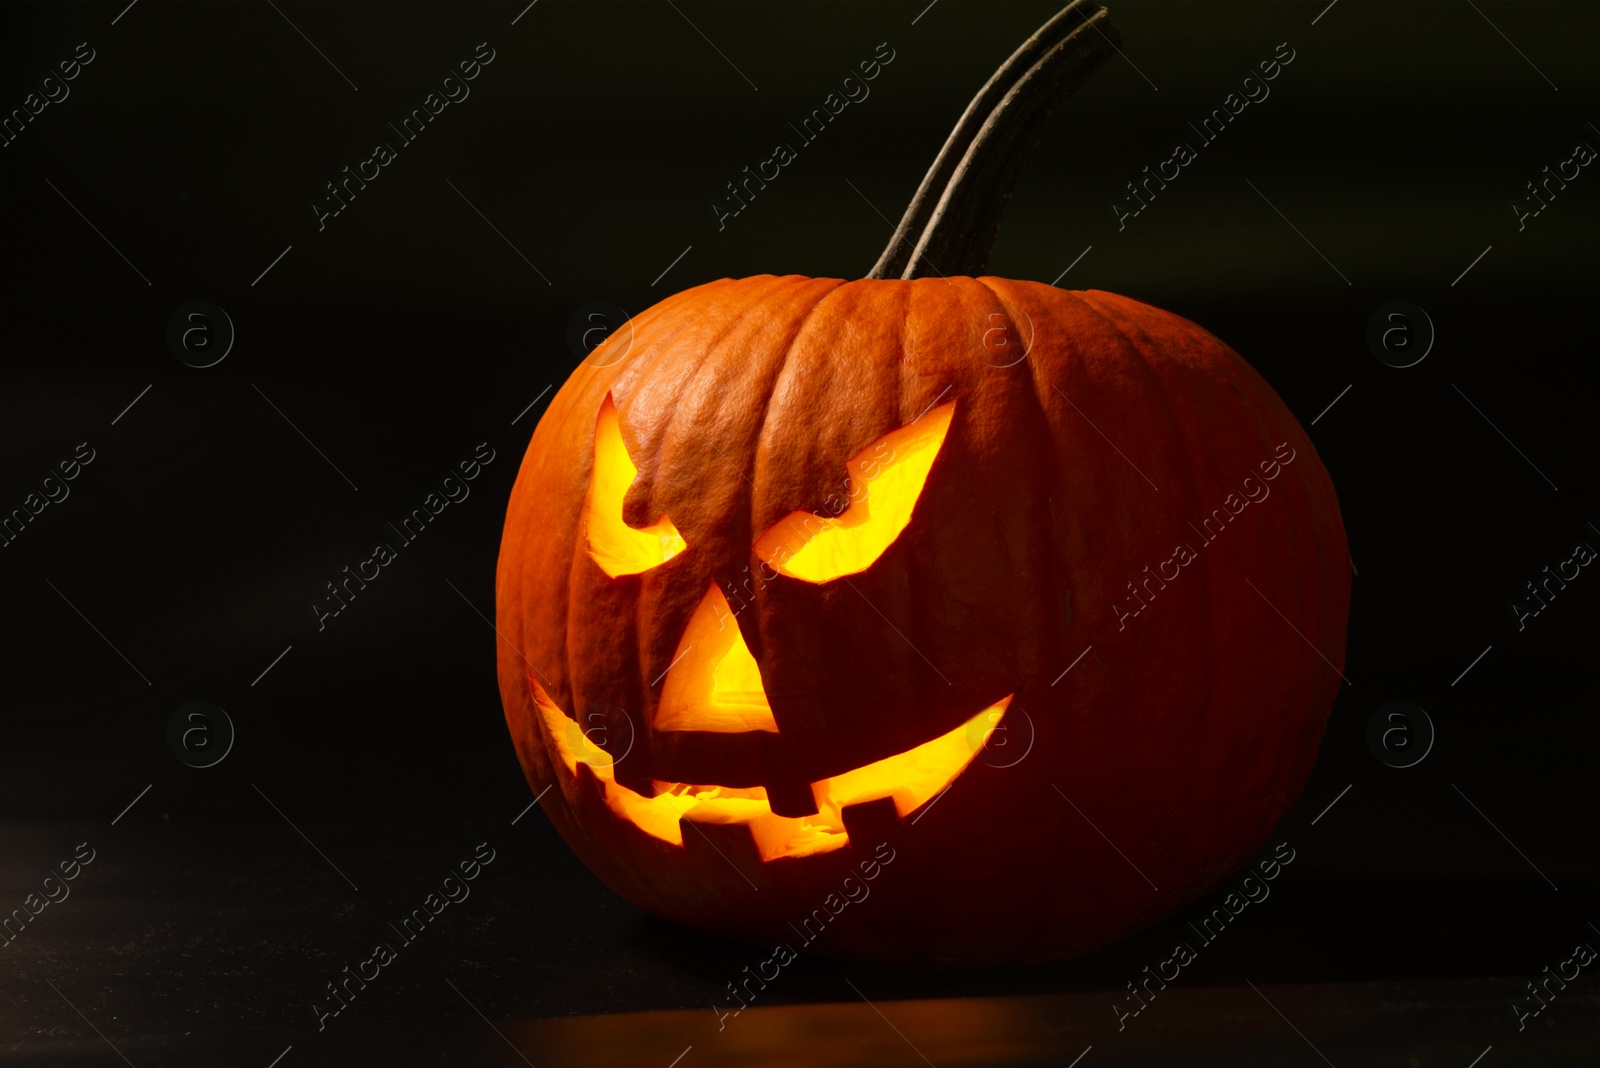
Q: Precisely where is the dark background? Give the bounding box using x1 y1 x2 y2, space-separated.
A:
1 1 1597 1065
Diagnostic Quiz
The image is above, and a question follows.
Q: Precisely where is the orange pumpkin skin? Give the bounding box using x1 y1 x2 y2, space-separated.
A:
496 274 1349 965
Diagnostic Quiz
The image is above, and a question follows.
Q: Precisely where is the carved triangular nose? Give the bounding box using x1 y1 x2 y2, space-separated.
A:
656 584 779 733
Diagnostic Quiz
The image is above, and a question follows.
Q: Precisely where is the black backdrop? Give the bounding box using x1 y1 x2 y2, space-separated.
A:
2 1 1598 1065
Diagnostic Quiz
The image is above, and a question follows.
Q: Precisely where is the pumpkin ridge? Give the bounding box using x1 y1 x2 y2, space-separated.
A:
1068 287 1225 856
744 276 853 538
1075 289 1338 833
1153 306 1322 802
634 275 798 504
971 277 1079 689
633 275 805 711
1182 312 1347 677
646 276 846 736
899 280 953 722
551 279 750 729
551 280 725 786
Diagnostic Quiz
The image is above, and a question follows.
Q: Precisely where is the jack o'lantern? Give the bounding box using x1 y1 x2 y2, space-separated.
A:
496 0 1349 965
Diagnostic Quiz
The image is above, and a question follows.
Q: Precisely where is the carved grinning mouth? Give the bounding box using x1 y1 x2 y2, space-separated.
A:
530 675 1011 862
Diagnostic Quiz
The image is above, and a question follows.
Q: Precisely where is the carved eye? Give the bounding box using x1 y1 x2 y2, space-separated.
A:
585 394 686 578
754 401 955 583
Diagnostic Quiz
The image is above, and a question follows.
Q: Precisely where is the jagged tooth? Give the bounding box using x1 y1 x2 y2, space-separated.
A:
679 811 764 873
571 760 607 807
841 796 901 845
610 743 655 796
765 777 819 818
648 730 768 788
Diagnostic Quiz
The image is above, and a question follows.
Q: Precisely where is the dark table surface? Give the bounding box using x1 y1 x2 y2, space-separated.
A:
4 777 1597 1066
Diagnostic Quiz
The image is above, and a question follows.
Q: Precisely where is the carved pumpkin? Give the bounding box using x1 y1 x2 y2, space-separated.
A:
495 1 1350 965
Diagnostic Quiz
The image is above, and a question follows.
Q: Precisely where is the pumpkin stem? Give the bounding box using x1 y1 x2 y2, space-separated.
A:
867 1 1121 280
